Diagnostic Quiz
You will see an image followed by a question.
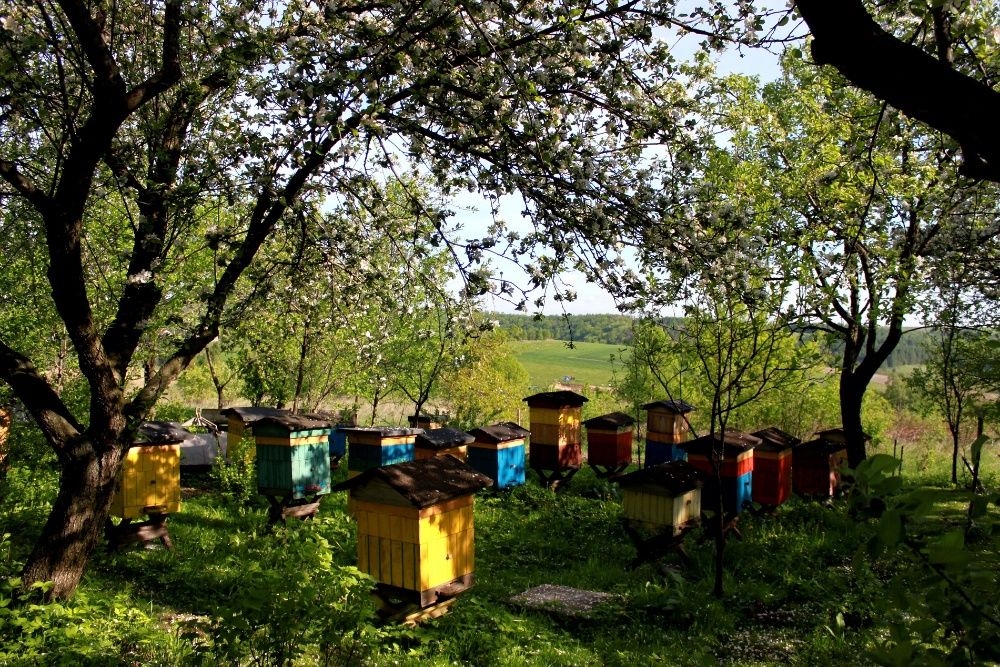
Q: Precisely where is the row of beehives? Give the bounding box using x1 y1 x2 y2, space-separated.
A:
106 392 858 611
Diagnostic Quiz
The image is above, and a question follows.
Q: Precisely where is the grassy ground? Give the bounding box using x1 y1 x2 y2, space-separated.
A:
1 441 998 665
511 340 625 389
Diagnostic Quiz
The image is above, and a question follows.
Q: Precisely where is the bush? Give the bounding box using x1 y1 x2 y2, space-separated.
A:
210 431 257 506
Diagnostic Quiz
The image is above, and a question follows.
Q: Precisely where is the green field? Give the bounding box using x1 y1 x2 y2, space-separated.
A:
511 339 626 388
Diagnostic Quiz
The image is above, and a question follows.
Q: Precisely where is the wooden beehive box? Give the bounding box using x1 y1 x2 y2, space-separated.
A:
618 460 706 536
334 456 493 607
792 428 862 498
252 415 333 499
342 427 421 477
110 422 184 519
408 413 449 430
750 427 800 506
467 422 529 490
642 399 694 467
304 409 357 462
221 406 292 458
682 429 760 514
583 411 635 470
415 427 474 461
523 390 588 471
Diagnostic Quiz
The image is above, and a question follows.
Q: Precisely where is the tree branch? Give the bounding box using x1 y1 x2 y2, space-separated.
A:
796 0 1000 182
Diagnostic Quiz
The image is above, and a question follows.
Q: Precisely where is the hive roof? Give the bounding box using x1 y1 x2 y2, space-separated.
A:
220 406 291 423
468 422 530 443
641 399 695 414
332 455 493 508
252 414 332 431
415 427 475 449
683 428 761 456
339 426 423 437
582 411 636 430
616 460 707 495
751 427 801 452
136 421 193 445
522 390 589 407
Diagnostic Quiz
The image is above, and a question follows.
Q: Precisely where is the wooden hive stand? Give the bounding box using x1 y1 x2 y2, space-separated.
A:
106 422 185 551
617 460 707 567
750 427 801 510
682 429 760 516
582 411 635 478
252 414 333 525
333 455 493 620
641 399 695 467
341 427 421 479
523 390 588 490
466 422 529 490
414 427 475 462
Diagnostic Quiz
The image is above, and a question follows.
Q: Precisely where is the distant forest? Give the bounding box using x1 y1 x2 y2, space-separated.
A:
490 313 932 369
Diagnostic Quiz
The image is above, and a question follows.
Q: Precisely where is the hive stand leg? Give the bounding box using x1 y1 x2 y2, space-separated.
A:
697 512 742 545
533 466 579 491
265 493 323 526
589 463 629 479
624 522 694 568
105 515 173 551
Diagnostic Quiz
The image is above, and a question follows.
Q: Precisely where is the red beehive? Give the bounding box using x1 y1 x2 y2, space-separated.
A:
750 427 800 506
583 411 635 476
793 428 867 498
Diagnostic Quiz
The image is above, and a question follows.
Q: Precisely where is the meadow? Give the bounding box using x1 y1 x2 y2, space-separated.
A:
510 340 624 389
1 434 997 666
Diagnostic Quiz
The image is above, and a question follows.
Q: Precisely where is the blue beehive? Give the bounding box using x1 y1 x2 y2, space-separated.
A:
682 430 760 515
642 399 694 467
467 422 529 490
341 427 421 477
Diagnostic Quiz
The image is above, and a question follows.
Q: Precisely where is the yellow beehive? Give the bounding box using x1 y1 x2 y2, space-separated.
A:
528 406 582 447
334 455 493 607
642 399 695 441
618 461 705 536
110 423 185 519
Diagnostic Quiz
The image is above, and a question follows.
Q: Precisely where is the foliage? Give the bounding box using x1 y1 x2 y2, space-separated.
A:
853 449 1000 666
199 521 381 667
439 331 530 431
209 432 257 506
0 534 191 666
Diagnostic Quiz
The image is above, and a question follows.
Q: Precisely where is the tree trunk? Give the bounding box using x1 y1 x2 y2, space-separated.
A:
21 443 123 600
950 428 961 485
839 375 869 469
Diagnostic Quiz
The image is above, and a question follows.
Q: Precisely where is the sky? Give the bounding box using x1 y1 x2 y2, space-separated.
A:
451 43 785 316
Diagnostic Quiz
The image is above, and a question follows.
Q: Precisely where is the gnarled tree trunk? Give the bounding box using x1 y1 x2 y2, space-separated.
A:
22 440 125 599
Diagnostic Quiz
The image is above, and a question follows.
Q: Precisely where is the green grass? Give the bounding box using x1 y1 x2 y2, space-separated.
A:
2 442 999 665
511 340 627 389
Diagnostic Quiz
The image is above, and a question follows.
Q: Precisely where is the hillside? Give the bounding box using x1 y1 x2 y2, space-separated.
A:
510 339 624 389
495 313 932 368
